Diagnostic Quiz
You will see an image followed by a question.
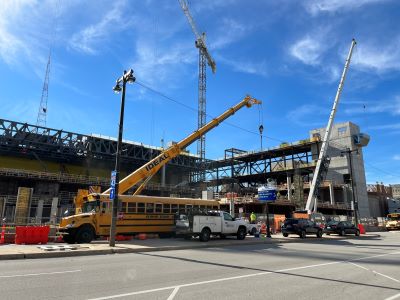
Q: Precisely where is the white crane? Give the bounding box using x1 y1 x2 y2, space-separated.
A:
305 39 357 213
178 0 216 180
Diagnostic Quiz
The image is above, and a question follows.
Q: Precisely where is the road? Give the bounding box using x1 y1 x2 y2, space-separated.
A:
0 231 399 300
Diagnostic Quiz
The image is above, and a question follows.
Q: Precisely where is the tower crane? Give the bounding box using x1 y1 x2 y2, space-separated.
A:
178 0 216 180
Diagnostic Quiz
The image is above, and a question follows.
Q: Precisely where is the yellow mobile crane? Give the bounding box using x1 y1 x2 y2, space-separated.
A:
59 96 261 243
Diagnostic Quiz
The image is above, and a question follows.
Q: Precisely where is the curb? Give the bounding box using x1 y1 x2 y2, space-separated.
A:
0 233 381 261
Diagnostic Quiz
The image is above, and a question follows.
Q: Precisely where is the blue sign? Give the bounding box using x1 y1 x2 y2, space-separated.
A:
110 188 115 200
258 186 276 202
110 170 117 200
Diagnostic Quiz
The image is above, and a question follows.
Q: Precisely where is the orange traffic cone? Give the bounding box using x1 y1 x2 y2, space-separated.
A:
0 223 6 244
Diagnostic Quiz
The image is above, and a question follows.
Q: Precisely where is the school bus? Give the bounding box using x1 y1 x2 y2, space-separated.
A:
386 213 400 231
59 194 219 243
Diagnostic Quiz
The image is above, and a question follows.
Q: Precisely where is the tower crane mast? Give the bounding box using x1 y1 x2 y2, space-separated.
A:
178 0 216 180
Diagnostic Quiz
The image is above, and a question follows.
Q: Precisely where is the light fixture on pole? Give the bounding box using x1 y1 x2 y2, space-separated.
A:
109 69 135 247
259 124 264 151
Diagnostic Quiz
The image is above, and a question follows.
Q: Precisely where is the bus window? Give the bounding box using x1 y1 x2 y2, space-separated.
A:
179 204 185 212
164 204 171 214
127 202 136 213
186 204 193 210
137 203 145 213
212 206 218 209
171 204 178 213
206 206 212 210
155 203 162 213
200 205 205 209
121 202 127 213
146 203 154 213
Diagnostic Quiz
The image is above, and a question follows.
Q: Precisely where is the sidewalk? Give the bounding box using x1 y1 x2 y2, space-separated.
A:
0 233 383 261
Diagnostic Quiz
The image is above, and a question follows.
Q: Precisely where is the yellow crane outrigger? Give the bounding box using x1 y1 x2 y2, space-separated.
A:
102 95 262 196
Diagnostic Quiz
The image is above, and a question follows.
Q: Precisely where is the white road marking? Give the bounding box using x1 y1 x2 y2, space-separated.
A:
0 270 81 278
88 250 400 300
348 262 369 271
385 292 400 300
167 287 180 300
372 271 400 284
349 262 400 283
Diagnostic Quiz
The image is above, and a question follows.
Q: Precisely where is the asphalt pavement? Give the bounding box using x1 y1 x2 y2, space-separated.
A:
0 231 399 300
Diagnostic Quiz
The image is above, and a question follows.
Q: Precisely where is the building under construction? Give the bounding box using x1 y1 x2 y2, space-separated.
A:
0 112 371 223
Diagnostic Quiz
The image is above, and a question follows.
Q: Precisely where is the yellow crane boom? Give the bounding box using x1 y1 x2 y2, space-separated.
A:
102 95 261 196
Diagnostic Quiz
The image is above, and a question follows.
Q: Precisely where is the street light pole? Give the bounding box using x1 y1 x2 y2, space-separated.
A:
109 69 135 247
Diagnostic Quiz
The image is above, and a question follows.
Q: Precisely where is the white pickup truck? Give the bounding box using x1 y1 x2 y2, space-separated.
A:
175 210 248 242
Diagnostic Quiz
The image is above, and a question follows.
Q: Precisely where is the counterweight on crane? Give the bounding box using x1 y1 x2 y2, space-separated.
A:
178 0 216 178
305 39 357 213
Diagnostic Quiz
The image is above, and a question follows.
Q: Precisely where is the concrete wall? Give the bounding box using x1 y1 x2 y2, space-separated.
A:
309 122 370 217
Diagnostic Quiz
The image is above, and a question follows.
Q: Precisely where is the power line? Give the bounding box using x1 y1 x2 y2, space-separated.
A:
135 80 285 143
364 162 400 178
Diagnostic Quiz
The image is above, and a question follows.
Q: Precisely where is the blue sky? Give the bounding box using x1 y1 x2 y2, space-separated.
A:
0 0 399 184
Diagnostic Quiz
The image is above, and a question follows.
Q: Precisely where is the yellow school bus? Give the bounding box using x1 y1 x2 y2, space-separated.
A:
386 213 400 231
59 194 219 243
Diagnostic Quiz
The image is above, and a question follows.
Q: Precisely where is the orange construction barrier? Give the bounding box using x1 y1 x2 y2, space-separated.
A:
0 223 5 244
358 224 366 234
15 226 27 244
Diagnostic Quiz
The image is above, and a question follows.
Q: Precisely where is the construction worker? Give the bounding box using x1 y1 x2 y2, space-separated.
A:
250 212 256 224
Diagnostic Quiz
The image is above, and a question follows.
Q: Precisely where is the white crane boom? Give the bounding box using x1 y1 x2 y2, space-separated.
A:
305 39 357 213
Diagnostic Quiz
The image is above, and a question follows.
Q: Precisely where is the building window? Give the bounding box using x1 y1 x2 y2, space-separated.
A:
338 126 347 136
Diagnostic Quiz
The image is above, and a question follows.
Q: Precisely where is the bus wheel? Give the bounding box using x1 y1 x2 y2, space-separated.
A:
76 225 94 243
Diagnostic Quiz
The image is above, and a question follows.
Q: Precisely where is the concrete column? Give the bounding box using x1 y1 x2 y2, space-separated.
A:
329 183 335 205
287 176 292 201
50 197 59 225
343 186 348 204
15 187 33 225
36 200 44 224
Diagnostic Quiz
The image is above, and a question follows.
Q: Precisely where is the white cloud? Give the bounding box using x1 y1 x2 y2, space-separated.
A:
217 55 268 77
352 39 400 73
132 38 196 87
286 104 327 126
305 0 388 15
69 0 129 54
394 155 400 161
211 18 250 50
289 36 325 66
0 0 38 65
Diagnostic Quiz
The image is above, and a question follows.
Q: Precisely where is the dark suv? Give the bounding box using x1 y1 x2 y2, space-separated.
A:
281 218 323 238
324 221 360 236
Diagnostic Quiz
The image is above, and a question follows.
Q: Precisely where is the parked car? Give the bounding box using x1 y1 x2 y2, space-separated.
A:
324 221 360 236
281 218 323 238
